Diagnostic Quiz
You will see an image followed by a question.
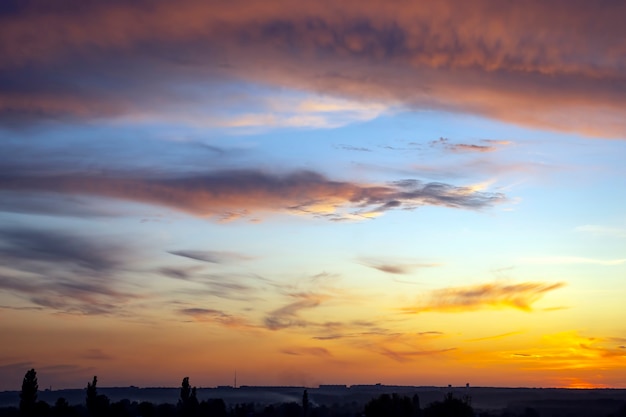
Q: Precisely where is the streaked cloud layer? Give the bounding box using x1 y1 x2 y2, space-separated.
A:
0 0 625 390
0 169 504 221
2 1 626 136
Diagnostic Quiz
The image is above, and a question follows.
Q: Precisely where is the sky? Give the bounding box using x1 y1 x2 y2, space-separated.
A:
0 0 625 391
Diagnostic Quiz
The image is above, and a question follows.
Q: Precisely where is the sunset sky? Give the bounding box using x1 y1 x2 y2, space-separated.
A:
1 0 625 391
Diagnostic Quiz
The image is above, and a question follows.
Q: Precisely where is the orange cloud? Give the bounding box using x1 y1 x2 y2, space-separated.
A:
352 332 456 363
1 1 625 135
179 307 255 329
402 281 565 314
502 331 626 375
376 346 457 363
280 347 333 358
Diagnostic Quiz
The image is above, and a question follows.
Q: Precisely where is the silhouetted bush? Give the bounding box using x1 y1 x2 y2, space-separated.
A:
199 399 227 417
138 401 156 417
422 393 473 417
232 402 255 417
364 393 420 417
156 403 176 417
52 397 79 417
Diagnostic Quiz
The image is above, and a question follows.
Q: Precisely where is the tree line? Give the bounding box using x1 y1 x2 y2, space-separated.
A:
6 368 483 417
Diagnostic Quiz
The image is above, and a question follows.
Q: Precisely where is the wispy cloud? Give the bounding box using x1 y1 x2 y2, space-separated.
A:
0 169 505 221
359 258 440 275
505 331 626 374
264 292 327 330
355 332 456 363
377 347 457 363
417 331 444 337
158 266 205 281
467 331 523 342
168 250 254 264
335 144 372 152
280 347 333 358
402 281 565 314
0 227 138 315
172 273 264 302
179 307 254 329
0 227 124 271
430 137 509 153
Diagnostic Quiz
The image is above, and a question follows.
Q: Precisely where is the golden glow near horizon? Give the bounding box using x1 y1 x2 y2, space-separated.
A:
0 0 625 391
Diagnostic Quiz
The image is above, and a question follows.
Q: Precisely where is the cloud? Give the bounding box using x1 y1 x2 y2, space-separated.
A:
377 347 457 363
280 347 333 358
0 192 124 218
168 250 254 264
0 227 124 271
578 343 626 359
264 293 327 330
310 320 394 341
160 264 270 302
417 331 444 336
353 332 456 362
507 331 626 374
430 137 496 153
179 307 254 329
172 273 263 302
0 227 138 315
467 331 523 342
402 281 565 314
1 1 626 136
0 169 505 221
312 330 391 341
211 95 389 130
335 144 372 152
430 137 514 154
451 144 496 153
359 258 440 275
158 266 200 280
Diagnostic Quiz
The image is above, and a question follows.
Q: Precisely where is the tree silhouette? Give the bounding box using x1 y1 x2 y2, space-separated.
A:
53 397 72 417
86 376 110 417
179 377 191 405
178 377 199 417
19 369 38 417
86 376 98 413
